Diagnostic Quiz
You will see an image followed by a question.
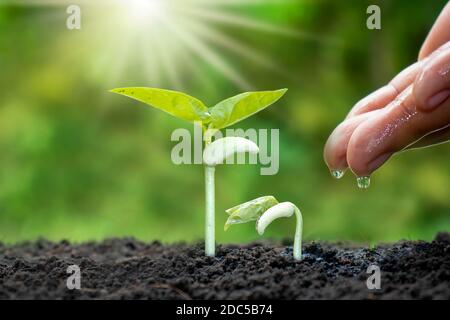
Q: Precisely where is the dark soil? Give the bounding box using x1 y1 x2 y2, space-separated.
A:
0 233 449 300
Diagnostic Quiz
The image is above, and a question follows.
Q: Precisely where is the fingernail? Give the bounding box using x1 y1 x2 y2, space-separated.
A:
425 89 450 110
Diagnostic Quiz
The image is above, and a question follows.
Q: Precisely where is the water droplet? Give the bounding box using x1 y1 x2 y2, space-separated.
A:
331 170 345 179
357 176 371 189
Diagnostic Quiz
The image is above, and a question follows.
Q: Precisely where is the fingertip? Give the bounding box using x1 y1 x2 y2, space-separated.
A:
324 111 382 176
426 89 450 110
414 43 450 111
323 132 348 173
346 124 392 177
414 70 450 112
346 127 372 177
419 2 450 60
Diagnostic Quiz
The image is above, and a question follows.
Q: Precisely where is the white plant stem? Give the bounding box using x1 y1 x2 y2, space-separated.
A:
256 202 303 260
293 206 303 260
203 129 216 257
203 135 260 256
204 165 215 256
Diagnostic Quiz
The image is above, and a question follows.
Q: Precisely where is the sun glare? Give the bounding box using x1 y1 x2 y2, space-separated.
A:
1 0 331 90
126 0 166 26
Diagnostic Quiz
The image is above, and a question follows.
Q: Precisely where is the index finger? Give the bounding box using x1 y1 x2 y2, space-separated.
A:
346 61 422 118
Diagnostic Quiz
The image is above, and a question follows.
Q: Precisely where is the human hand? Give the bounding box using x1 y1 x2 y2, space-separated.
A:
324 2 450 188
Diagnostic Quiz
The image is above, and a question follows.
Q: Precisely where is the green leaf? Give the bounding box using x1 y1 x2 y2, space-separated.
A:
209 89 287 129
224 196 279 231
110 87 211 123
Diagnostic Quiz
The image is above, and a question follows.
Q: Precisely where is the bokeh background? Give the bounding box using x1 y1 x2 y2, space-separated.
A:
0 0 449 244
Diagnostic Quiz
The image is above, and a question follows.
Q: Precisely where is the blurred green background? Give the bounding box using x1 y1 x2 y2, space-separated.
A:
0 0 449 244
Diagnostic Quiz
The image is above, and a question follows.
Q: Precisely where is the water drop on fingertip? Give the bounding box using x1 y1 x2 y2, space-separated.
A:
357 176 371 189
331 170 345 179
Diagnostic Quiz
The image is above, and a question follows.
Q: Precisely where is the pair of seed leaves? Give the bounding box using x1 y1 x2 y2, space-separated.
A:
110 87 287 130
225 195 279 231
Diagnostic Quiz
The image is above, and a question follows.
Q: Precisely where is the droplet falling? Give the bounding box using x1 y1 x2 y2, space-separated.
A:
357 176 371 189
331 170 345 179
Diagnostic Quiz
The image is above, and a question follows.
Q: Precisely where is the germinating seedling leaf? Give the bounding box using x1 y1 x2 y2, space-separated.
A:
110 87 288 257
209 89 287 129
110 87 211 123
225 197 303 260
203 136 259 167
224 196 279 231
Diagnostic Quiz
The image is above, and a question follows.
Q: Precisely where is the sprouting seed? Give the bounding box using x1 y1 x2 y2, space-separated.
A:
225 196 303 260
203 137 259 167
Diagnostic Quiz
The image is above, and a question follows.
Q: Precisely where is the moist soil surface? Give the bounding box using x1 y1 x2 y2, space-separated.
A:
0 232 449 300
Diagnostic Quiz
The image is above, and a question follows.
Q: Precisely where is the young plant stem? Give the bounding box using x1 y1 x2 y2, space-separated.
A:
293 206 303 260
204 165 215 257
204 132 215 257
255 201 303 260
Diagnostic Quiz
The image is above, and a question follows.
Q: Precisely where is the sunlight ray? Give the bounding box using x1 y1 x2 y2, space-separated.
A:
173 5 338 46
1 0 314 89
183 0 297 6
160 16 252 90
149 22 184 89
2 0 73 6
178 17 283 74
174 5 301 38
141 36 163 86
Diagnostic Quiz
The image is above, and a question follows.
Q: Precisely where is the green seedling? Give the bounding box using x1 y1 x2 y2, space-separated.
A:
110 87 287 256
203 136 259 256
225 196 303 260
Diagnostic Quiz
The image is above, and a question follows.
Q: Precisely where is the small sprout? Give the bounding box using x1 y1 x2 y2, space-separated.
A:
225 197 303 260
256 202 303 260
